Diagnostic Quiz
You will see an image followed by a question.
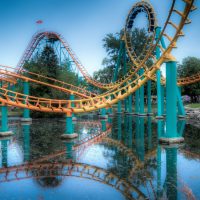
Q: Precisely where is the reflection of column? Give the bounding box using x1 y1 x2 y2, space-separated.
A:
135 117 144 161
157 145 162 198
157 120 164 197
124 115 129 144
128 116 133 148
1 140 8 167
23 123 30 162
147 117 152 150
65 141 74 160
166 147 178 200
117 114 122 141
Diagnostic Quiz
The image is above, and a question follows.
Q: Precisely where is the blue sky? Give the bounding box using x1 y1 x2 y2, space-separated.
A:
0 0 199 75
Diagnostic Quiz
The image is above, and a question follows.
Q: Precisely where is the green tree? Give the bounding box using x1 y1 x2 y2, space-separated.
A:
178 57 200 103
22 45 79 117
93 28 156 94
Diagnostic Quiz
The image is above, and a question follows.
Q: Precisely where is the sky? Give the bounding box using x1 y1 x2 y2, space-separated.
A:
0 0 199 75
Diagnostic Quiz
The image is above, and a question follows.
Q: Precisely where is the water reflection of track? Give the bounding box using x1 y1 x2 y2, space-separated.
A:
0 162 147 200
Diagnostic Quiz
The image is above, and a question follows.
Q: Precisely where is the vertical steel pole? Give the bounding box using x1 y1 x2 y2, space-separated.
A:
139 69 145 115
23 81 30 119
66 113 73 134
177 87 186 117
155 27 163 118
166 61 177 138
147 80 152 114
135 89 139 114
1 105 8 132
160 61 183 143
128 95 132 113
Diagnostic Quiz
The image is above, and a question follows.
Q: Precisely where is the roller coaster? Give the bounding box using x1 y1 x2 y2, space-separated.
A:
0 0 199 143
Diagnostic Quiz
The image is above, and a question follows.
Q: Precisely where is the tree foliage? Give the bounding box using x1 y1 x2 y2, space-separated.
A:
177 57 200 102
22 45 80 117
93 28 157 95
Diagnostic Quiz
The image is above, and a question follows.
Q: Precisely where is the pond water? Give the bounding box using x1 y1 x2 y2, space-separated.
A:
0 115 199 200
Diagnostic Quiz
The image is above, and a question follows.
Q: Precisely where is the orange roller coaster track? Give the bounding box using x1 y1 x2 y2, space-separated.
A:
0 0 197 114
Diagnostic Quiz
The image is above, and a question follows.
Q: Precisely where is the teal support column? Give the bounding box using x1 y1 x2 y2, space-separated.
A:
23 81 30 119
128 95 132 113
66 115 73 134
161 85 165 115
165 147 178 200
23 124 30 162
100 108 108 119
1 105 8 132
177 87 186 117
117 101 122 113
70 94 75 118
166 62 177 137
177 120 186 137
160 61 184 143
135 89 139 114
147 81 152 115
61 113 78 139
155 27 163 118
139 69 145 115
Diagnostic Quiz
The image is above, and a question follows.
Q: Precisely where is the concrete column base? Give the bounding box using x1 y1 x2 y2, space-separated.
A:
126 112 135 115
99 115 108 119
60 133 78 140
21 118 32 122
159 137 184 144
21 121 32 126
138 113 148 117
178 115 187 119
116 112 123 114
156 116 165 120
72 117 77 121
0 131 14 137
